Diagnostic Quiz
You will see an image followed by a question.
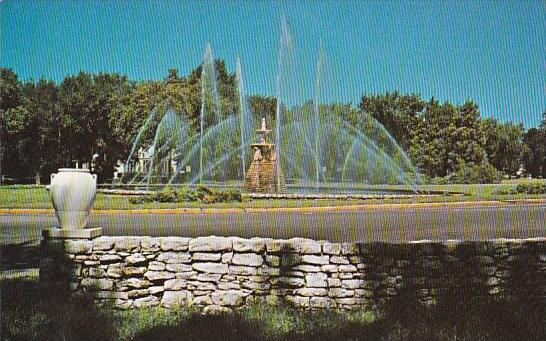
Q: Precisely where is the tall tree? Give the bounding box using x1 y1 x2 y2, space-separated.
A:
359 92 424 149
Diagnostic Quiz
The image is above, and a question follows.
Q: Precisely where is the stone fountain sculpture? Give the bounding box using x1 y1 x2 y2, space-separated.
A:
244 118 285 193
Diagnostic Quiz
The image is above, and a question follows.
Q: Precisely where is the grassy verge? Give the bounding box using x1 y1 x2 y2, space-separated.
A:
2 277 544 341
1 179 545 210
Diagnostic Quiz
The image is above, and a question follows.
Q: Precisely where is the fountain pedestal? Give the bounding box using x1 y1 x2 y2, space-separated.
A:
244 118 285 193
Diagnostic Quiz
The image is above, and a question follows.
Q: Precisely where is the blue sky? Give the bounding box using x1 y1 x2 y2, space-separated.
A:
2 0 545 127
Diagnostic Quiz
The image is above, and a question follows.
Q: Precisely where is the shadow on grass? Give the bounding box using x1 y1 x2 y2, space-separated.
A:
0 241 41 271
2 279 545 341
1 279 116 341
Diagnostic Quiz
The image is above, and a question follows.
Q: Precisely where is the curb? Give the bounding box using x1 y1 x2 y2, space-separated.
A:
2 199 545 215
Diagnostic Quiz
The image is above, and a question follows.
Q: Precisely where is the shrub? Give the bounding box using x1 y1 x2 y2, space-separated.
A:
451 162 503 184
129 186 243 205
514 183 546 195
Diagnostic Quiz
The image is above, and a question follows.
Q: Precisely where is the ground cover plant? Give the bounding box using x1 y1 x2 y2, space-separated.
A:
128 186 243 204
1 277 545 341
1 179 545 210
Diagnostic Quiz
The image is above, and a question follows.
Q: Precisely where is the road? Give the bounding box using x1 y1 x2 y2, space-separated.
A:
1 202 545 245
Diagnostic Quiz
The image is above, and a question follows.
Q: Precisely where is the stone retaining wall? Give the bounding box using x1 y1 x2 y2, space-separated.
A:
40 236 546 312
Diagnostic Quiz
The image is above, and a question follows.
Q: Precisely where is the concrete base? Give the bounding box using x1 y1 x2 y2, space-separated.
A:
42 227 102 239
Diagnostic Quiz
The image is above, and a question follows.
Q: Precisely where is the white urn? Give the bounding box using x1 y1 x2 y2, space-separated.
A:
48 168 97 230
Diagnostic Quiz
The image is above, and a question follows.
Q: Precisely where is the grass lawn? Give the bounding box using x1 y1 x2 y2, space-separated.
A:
1 276 544 341
0 179 544 210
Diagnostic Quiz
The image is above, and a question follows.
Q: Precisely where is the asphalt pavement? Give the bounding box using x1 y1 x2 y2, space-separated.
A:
1 202 545 246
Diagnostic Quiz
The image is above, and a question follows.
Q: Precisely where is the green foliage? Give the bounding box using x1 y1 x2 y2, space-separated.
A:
2 64 545 185
497 182 546 195
359 91 424 149
129 186 242 204
451 162 503 184
1 279 117 341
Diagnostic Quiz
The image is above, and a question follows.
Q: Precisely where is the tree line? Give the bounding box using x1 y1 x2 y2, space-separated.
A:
1 65 545 184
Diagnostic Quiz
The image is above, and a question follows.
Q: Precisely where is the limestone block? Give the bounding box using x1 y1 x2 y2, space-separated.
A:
328 288 354 298
87 267 107 278
175 271 197 279
144 271 175 281
231 237 266 253
349 256 364 264
327 278 341 287
305 273 328 287
166 264 193 272
310 297 337 309
159 237 190 251
122 267 147 277
126 254 147 265
261 266 280 276
265 255 280 266
92 291 128 300
189 236 232 252
322 242 342 255
342 279 365 289
164 279 187 290
117 278 151 290
81 278 114 291
161 291 192 308
487 277 499 286
194 295 213 305
99 254 122 263
229 265 258 276
127 289 150 298
218 281 241 290
336 297 366 306
141 237 160 252
93 237 116 251
285 295 310 307
84 260 100 266
222 252 233 263
211 290 244 306
202 305 232 315
290 238 321 254
265 239 288 253
193 262 228 274
193 273 222 282
114 237 141 252
242 281 270 290
115 299 133 309
134 296 159 308
301 255 329 265
330 256 350 264
354 289 374 298
149 286 165 295
341 243 359 255
187 281 216 291
107 264 123 278
65 240 92 255
157 252 191 264
149 261 166 271
232 253 264 266
296 288 328 297
293 265 321 272
271 277 305 287
338 264 358 272
192 252 222 262
321 265 339 273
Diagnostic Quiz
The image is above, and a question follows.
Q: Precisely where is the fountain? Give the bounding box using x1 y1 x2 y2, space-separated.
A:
244 117 285 193
120 18 421 195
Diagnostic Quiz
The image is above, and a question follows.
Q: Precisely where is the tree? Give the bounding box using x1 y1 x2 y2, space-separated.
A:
522 111 546 178
409 99 489 179
481 118 524 176
359 92 424 149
